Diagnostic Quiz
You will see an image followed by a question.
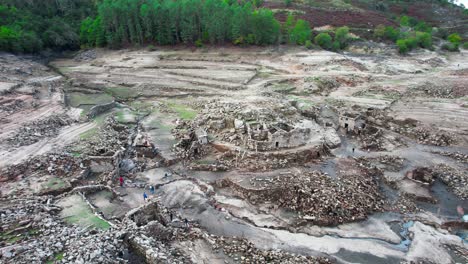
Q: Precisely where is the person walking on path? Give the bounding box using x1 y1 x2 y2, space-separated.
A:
143 192 148 202
184 218 189 230
119 176 124 187
150 185 155 195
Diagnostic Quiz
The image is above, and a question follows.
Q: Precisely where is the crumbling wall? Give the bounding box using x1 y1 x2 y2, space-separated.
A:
339 115 356 131
126 201 167 227
219 146 324 170
246 127 315 151
85 156 114 173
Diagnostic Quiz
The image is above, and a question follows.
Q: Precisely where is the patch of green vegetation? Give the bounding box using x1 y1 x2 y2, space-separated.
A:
329 0 354 9
46 251 64 264
105 87 135 99
324 97 346 107
64 202 111 230
167 102 197 120
287 95 315 110
271 9 306 16
272 83 296 94
79 127 98 140
27 229 40 236
303 0 355 9
89 216 111 230
68 92 113 108
45 177 67 190
93 113 107 125
148 118 172 130
115 110 126 123
131 101 154 113
257 71 273 78
352 90 401 101
304 76 320 82
193 159 215 165
58 66 73 73
7 235 21 243
71 151 81 157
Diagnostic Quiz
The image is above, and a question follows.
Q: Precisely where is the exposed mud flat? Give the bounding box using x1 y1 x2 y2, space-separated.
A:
0 47 467 263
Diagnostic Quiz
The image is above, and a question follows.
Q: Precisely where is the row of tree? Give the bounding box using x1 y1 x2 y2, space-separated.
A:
81 0 281 48
81 0 353 51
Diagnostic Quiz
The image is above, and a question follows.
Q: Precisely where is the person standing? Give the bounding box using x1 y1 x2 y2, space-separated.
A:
150 185 155 195
119 176 124 187
143 192 148 202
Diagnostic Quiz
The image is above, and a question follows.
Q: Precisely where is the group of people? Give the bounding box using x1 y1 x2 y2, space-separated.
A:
143 185 155 202
118 172 191 229
119 173 170 203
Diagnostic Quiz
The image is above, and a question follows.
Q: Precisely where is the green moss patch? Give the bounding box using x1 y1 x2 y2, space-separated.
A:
59 194 111 230
105 86 135 100
167 102 197 120
46 251 64 264
79 127 98 140
68 92 113 108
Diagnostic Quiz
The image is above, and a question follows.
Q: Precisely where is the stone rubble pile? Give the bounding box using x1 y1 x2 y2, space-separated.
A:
431 164 468 199
0 152 82 183
408 81 468 98
218 148 322 171
126 221 190 263
406 167 434 185
210 236 332 264
358 128 386 151
389 125 457 146
432 151 468 164
411 127 457 146
0 196 126 263
409 82 456 98
74 50 97 62
375 155 405 171
7 114 73 147
218 170 384 225
387 194 418 214
0 98 25 115
82 117 129 156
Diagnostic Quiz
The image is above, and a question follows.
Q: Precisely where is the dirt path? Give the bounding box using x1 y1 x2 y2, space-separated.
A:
0 95 64 140
0 121 95 167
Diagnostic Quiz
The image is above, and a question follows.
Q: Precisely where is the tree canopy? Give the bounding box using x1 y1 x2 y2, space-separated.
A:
81 0 281 48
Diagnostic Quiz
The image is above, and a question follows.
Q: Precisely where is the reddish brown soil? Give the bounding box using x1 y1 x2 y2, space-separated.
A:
265 2 395 28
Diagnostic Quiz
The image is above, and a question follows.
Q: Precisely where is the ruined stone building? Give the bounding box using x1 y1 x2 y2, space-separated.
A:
245 120 322 151
195 128 208 145
339 112 366 133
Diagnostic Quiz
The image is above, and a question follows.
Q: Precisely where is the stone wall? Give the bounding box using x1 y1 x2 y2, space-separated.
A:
247 128 312 151
87 101 115 119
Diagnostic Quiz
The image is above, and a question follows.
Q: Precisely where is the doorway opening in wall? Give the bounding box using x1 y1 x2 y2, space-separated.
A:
275 142 279 148
317 152 320 158
344 123 349 129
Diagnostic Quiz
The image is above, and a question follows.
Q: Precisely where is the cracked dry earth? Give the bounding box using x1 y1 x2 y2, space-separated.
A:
0 46 467 264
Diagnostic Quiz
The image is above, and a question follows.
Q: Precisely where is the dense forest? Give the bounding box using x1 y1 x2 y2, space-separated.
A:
0 0 466 53
0 0 95 52
81 0 281 47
